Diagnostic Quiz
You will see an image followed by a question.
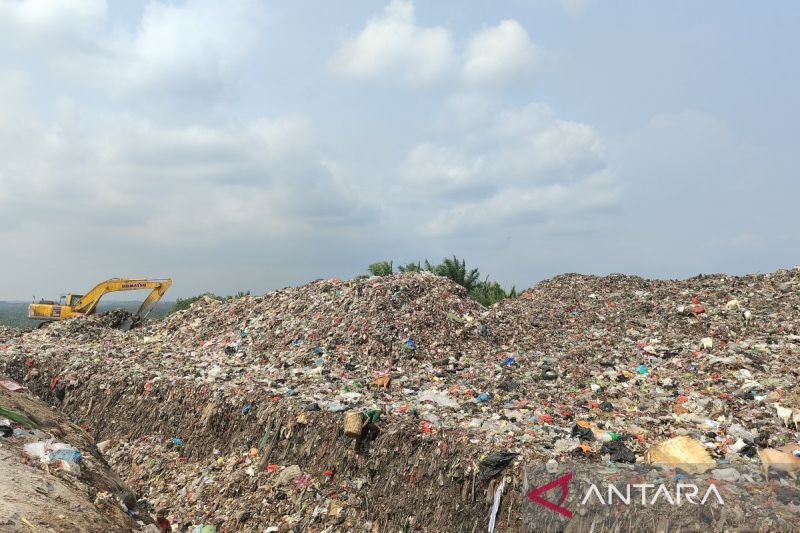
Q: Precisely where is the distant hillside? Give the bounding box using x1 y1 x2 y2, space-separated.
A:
0 301 174 329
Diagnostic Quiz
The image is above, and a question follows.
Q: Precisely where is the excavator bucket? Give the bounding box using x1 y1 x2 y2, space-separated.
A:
120 279 172 330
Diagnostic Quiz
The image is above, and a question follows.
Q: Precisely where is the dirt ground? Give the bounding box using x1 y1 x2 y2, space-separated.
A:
0 386 152 532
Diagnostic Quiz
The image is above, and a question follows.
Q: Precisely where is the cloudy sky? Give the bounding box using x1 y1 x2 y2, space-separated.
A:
1 0 798 299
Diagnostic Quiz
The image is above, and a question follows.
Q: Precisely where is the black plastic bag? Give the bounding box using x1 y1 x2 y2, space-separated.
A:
571 424 595 442
479 452 518 480
600 441 636 463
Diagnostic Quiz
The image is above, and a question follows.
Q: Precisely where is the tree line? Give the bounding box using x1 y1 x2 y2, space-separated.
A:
367 255 516 307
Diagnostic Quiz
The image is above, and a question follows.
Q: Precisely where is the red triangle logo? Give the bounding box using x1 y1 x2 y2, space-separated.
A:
527 472 573 518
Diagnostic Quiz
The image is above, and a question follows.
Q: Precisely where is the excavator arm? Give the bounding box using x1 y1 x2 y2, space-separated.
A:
73 279 171 316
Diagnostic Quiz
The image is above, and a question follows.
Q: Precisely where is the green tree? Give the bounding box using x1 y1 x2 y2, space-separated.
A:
469 277 517 307
398 261 422 272
368 260 394 276
430 255 480 292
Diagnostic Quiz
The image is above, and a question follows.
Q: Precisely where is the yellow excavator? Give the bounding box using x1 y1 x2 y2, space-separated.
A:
28 278 172 330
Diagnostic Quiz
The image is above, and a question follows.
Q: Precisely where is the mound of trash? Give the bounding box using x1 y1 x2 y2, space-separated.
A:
1 269 799 531
155 272 490 362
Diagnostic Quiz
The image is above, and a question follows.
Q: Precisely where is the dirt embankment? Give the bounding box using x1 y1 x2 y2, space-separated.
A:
0 386 154 532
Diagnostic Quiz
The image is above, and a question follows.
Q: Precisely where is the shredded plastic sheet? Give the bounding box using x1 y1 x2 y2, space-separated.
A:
487 476 507 533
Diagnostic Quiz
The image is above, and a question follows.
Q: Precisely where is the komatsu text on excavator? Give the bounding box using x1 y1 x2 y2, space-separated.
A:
28 278 172 330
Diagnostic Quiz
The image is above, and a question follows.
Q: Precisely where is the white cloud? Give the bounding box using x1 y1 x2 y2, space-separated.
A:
401 101 618 236
0 0 108 64
0 103 369 246
329 0 455 87
0 0 267 106
0 0 106 34
118 0 266 97
404 143 486 196
422 171 617 235
463 20 541 85
331 2 542 89
406 103 606 192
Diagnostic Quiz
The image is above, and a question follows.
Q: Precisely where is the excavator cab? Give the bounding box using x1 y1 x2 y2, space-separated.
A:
63 294 83 308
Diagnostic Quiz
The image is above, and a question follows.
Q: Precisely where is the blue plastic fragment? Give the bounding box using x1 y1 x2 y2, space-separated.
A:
49 448 81 463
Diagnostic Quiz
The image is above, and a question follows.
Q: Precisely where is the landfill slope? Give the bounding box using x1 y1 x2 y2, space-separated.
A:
0 386 154 532
1 269 799 531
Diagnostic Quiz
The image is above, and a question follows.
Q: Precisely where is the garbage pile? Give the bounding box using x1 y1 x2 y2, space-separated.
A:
0 269 799 531
47 308 138 334
0 326 23 344
0 381 156 532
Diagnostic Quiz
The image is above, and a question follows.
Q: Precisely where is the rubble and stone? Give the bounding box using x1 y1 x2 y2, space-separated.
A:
1 268 800 531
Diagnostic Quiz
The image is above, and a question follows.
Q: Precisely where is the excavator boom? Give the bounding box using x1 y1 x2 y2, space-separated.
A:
28 278 172 329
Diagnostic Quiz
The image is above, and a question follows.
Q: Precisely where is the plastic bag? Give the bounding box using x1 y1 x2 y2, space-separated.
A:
601 441 636 464
571 423 595 442
49 447 81 463
478 452 517 480
23 441 48 461
24 440 81 464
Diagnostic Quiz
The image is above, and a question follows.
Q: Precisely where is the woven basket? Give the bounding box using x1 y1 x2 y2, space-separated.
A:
343 411 363 438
